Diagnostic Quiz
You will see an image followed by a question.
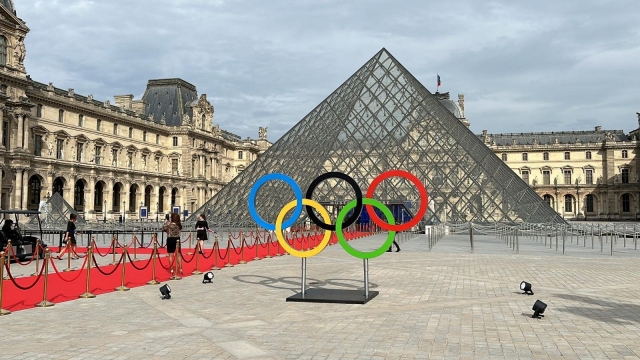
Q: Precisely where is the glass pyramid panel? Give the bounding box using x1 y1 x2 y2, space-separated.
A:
27 192 86 230
190 49 565 227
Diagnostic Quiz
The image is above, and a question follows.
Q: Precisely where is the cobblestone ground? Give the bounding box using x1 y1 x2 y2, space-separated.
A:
2 232 640 359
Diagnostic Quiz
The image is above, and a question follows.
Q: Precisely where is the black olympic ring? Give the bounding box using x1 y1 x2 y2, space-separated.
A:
305 172 363 231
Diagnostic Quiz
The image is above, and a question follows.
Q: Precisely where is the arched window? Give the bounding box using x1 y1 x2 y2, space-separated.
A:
622 150 628 159
501 153 507 161
74 180 85 211
201 114 206 129
622 193 631 213
543 194 553 208
171 188 178 207
586 194 595 213
0 36 7 66
564 195 573 213
112 183 122 212
53 177 64 197
94 182 104 212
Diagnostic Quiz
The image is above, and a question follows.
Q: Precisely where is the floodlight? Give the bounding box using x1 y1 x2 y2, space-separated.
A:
159 284 171 299
532 300 547 319
203 272 214 284
520 281 534 295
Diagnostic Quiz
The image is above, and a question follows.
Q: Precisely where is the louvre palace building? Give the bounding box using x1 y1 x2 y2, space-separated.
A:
0 1 270 221
437 92 640 221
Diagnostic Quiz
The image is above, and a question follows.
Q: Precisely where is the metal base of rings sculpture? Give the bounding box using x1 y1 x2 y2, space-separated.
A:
248 169 428 304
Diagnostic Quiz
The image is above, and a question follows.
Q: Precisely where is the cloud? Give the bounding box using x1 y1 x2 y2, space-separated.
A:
17 0 640 142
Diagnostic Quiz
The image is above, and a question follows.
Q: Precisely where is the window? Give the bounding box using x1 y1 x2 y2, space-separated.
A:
155 134 159 144
238 151 243 160
29 176 41 207
622 194 631 213
127 152 133 169
2 121 7 147
543 194 553 207
543 170 550 185
58 109 64 123
113 123 118 135
172 136 178 146
34 135 42 156
586 151 592 160
586 169 593 185
501 153 507 161
97 119 102 131
171 158 178 174
78 114 84 127
522 170 529 185
564 170 571 185
622 150 628 159
622 168 629 184
564 151 570 160
522 153 528 161
564 195 573 212
95 146 102 165
0 36 6 66
36 104 43 117
76 143 83 162
128 127 133 138
586 194 594 213
543 152 549 161
112 149 118 166
56 139 64 159
192 138 195 147
143 131 147 142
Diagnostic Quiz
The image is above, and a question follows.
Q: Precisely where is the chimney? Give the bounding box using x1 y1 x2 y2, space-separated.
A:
114 94 134 110
482 130 487 136
595 126 601 132
131 99 147 114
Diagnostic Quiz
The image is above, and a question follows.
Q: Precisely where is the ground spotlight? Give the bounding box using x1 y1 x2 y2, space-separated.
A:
159 284 171 300
520 281 534 295
532 300 547 319
203 272 214 284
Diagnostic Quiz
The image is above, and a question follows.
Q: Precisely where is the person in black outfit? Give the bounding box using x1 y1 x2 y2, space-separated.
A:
57 214 78 259
1 220 38 246
387 236 401 252
195 214 214 255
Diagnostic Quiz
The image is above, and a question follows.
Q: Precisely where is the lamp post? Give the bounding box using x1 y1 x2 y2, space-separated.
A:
104 200 107 223
123 200 126 223
183 203 187 222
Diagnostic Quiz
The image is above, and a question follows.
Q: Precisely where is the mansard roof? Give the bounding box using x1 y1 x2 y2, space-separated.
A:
141 78 198 127
478 129 630 146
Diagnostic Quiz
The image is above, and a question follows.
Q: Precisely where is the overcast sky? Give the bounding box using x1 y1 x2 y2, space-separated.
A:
17 0 640 141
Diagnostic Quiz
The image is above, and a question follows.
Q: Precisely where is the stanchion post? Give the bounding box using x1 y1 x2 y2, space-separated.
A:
79 239 96 298
35 249 54 307
3 240 11 280
110 236 119 265
114 245 130 291
265 234 272 258
211 236 221 270
253 234 261 261
0 252 11 315
31 239 41 277
133 235 138 261
147 235 160 285
62 240 73 272
192 241 203 275
469 222 474 253
224 240 234 268
238 238 247 265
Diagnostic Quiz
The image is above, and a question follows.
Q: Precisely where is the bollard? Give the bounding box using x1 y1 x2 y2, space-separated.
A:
35 250 55 307
516 227 519 254
562 226 566 255
147 236 160 285
0 252 11 315
110 236 119 265
79 241 96 298
635 224 638 251
611 232 614 256
469 222 474 253
555 226 559 251
114 245 130 291
31 239 42 277
599 224 603 252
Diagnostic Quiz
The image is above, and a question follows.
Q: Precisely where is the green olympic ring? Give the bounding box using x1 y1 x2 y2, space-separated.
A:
336 198 396 259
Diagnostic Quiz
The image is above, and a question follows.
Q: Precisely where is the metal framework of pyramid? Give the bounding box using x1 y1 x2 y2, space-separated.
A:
27 192 86 229
190 49 565 226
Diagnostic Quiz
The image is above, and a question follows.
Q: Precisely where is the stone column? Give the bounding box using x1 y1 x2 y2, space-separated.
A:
86 179 95 219
0 165 3 209
12 168 21 209
15 113 23 149
21 169 28 210
22 113 29 151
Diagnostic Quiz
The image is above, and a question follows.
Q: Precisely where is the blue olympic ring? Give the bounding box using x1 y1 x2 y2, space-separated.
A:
248 173 303 231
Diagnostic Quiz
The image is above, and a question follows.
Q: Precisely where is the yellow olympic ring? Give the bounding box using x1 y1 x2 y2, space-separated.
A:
275 199 332 258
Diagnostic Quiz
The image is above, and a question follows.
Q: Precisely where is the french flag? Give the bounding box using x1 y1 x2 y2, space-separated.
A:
437 74 441 88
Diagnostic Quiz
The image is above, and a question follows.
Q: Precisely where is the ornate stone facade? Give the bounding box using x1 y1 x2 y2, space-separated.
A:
0 3 271 221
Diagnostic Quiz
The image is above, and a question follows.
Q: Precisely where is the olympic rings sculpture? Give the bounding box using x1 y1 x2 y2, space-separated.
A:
248 169 429 259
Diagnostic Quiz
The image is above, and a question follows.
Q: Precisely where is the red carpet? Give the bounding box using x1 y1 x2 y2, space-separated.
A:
1 230 373 312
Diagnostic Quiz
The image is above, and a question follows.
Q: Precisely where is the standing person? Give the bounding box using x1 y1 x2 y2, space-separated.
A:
386 236 400 252
57 214 78 259
163 213 183 275
195 214 214 255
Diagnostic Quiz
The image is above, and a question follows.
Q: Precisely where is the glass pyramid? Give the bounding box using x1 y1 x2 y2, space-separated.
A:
27 192 86 230
191 49 565 227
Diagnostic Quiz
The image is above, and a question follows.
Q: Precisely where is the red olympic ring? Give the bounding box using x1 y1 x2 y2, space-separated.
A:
365 169 429 232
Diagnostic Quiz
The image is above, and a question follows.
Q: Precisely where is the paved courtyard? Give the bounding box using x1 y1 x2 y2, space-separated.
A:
2 231 640 359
